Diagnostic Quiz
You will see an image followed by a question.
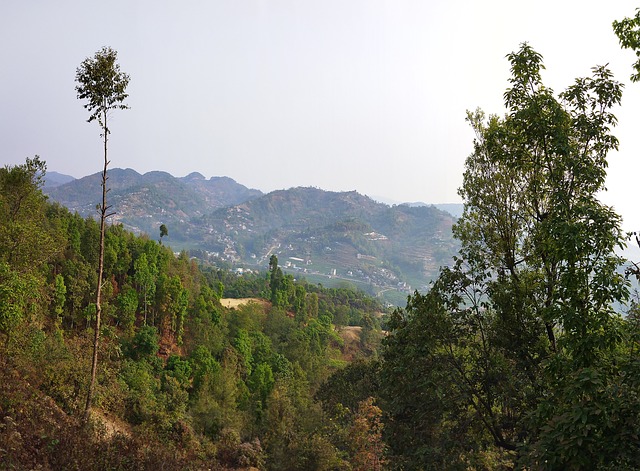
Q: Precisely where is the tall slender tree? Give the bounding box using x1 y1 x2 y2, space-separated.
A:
75 46 130 421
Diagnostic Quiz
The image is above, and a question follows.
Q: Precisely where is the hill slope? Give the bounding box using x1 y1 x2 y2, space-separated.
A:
45 172 458 299
182 186 456 294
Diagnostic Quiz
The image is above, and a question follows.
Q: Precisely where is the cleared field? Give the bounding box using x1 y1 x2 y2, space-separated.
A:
220 298 269 309
339 325 362 342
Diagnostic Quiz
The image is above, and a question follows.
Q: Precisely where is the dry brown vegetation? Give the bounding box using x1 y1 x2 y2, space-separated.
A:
220 298 270 309
0 359 209 470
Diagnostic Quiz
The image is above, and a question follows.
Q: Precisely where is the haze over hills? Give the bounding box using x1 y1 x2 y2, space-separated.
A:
44 169 459 303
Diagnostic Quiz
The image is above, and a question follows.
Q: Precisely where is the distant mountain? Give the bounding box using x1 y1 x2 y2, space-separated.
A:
184 186 458 294
44 168 263 238
45 171 459 303
43 171 75 188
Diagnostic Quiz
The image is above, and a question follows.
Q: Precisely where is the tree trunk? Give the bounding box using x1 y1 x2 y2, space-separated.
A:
84 110 109 423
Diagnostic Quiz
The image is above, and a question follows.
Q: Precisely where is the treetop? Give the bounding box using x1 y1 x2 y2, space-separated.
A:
75 46 130 130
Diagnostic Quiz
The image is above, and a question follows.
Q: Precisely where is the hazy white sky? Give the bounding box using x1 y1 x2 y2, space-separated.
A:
2 1 640 227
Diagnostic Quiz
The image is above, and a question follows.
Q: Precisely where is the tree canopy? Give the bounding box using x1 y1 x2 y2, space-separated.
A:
75 46 130 130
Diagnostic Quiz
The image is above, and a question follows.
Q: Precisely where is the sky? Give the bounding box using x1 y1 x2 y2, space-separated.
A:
2 1 640 228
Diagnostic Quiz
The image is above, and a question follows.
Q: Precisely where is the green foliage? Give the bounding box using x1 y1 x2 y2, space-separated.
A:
233 328 254 377
248 362 275 418
134 252 157 323
381 43 633 470
75 46 130 129
185 296 226 359
0 157 61 272
269 254 285 306
526 362 640 470
119 359 160 424
129 325 159 360
382 290 491 469
36 333 92 415
158 274 188 344
52 274 67 321
190 349 247 438
316 360 381 417
159 223 168 239
190 345 221 393
0 158 62 340
614 8 640 82
115 286 137 334
0 263 34 342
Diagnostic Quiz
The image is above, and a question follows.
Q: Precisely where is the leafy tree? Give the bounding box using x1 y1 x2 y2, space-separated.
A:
248 362 275 418
233 328 254 377
0 262 32 344
76 46 130 421
268 255 284 306
349 397 386 471
305 292 319 320
0 157 60 273
0 158 61 342
119 359 160 424
104 224 132 288
159 274 188 345
381 44 632 469
60 257 93 329
129 325 160 360
317 360 381 417
190 345 221 393
116 286 138 334
159 224 168 241
292 285 307 321
190 348 247 438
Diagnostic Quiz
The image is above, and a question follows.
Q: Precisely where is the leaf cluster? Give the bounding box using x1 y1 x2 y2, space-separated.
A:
75 46 130 131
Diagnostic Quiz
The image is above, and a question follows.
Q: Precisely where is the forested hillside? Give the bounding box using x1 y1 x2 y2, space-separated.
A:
0 157 388 469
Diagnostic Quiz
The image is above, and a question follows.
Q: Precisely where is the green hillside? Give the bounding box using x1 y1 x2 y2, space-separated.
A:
2 158 387 470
